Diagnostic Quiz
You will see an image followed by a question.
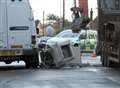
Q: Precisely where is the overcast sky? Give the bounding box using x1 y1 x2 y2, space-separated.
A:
29 0 97 22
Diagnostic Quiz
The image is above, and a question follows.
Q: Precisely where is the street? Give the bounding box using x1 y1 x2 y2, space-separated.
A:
0 0 120 88
0 54 120 88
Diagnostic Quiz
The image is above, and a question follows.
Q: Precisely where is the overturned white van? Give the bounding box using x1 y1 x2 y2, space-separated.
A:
0 0 39 68
40 37 81 68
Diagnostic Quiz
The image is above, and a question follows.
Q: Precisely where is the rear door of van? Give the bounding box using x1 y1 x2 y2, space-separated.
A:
0 0 8 49
7 0 34 49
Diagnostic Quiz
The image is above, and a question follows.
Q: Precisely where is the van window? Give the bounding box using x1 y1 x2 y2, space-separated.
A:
10 26 29 31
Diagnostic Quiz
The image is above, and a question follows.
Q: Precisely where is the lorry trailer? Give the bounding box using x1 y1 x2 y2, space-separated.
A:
96 0 120 67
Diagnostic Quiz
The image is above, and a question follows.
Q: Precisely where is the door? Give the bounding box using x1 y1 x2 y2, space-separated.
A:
7 0 32 49
0 0 8 49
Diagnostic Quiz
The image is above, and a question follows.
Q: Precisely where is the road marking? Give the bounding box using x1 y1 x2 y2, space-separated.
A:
88 68 100 72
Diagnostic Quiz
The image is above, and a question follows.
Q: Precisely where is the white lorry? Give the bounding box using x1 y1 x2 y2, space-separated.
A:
0 0 39 68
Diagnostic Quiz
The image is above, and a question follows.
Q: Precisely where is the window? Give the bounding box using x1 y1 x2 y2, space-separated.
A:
80 34 86 39
101 0 120 10
61 45 72 58
10 26 29 31
11 0 22 2
11 0 15 2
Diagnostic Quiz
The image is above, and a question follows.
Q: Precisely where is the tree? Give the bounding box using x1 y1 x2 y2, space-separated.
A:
46 14 72 34
35 19 43 35
35 20 40 27
47 14 60 23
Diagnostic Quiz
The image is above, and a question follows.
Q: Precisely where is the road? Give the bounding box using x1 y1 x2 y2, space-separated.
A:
0 54 120 88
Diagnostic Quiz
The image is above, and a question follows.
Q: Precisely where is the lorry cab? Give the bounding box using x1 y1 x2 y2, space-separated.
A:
0 0 39 68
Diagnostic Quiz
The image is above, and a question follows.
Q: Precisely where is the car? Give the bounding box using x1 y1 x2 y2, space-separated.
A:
79 29 97 52
55 29 81 47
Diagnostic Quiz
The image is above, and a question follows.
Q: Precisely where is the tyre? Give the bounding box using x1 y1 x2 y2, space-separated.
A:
40 51 54 68
101 54 108 67
31 56 39 68
107 56 119 67
25 56 39 69
101 50 104 66
101 47 108 67
25 60 31 68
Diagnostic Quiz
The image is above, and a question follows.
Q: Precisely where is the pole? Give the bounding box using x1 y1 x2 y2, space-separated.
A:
90 8 93 21
63 0 65 29
74 0 76 7
43 11 45 36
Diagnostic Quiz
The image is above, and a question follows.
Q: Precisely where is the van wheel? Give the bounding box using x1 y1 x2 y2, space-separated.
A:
41 51 54 68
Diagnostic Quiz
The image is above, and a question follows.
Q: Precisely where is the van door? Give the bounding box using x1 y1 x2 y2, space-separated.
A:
0 0 8 49
7 0 32 49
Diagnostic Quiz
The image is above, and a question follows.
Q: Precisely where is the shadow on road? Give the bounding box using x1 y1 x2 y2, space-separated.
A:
0 61 26 71
0 53 102 70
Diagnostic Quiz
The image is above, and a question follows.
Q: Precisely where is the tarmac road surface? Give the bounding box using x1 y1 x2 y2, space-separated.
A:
0 54 120 88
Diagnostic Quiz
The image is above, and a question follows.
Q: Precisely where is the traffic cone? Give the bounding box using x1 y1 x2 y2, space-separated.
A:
91 50 96 58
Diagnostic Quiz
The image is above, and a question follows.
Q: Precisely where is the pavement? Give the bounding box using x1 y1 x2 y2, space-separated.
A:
81 53 101 66
0 53 120 88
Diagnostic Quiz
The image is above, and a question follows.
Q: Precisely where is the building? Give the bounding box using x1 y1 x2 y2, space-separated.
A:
78 0 88 16
35 20 43 36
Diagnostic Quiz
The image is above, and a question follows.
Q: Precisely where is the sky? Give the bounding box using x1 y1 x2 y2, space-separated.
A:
29 0 97 22
88 0 98 19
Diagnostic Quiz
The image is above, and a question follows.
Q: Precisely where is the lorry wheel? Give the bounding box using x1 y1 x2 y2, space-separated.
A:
101 48 108 67
101 52 104 66
25 59 31 68
25 57 32 68
31 62 39 68
103 55 108 67
107 60 115 67
25 56 39 69
101 50 105 66
25 62 31 68
107 57 119 67
101 56 107 66
31 56 39 68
